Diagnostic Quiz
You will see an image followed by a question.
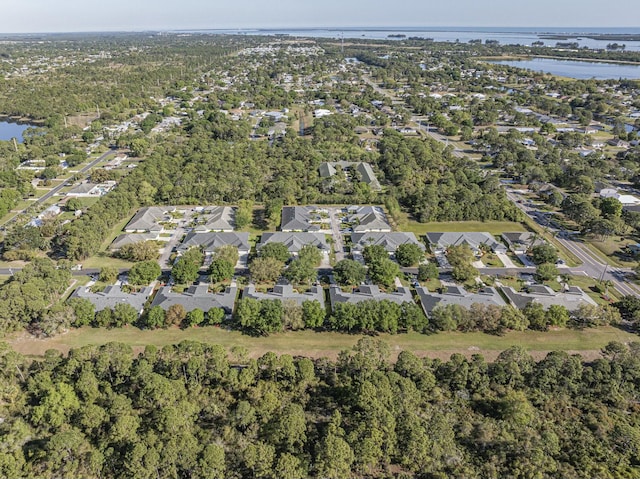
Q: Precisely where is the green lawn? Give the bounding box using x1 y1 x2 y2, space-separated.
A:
82 253 134 270
7 326 637 361
585 237 638 268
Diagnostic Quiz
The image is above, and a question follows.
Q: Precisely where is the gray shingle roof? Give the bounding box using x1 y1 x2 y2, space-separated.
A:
415 285 506 317
67 182 96 195
125 206 175 232
243 283 325 308
347 206 391 233
318 162 337 178
110 233 159 251
426 232 507 253
355 162 381 190
258 232 328 254
501 232 544 251
500 286 596 311
70 285 153 314
178 232 250 254
280 206 322 232
329 284 414 306
351 232 425 253
193 206 235 232
151 283 237 314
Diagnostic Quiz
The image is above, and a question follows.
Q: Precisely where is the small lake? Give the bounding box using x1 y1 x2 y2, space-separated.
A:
488 58 640 80
0 120 30 143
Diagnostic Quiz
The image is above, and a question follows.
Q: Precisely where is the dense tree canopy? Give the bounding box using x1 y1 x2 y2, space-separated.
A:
0 339 640 478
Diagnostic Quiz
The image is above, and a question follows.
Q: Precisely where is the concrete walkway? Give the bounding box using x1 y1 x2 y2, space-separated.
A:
496 252 517 268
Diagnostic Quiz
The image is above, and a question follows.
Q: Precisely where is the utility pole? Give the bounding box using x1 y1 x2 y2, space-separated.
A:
12 137 18 152
598 264 609 283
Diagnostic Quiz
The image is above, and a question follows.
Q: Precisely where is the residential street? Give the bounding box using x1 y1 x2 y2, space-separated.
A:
1 147 118 227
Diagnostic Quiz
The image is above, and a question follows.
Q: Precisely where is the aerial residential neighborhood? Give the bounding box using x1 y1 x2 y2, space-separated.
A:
2 13 640 477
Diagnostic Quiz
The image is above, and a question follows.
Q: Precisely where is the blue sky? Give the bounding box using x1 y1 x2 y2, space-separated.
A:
2 0 639 33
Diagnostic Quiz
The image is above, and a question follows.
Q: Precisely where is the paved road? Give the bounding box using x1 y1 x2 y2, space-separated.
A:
1 147 117 227
411 117 466 158
506 189 639 298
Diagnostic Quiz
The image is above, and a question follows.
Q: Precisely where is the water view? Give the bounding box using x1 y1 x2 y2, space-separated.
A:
488 57 640 80
185 27 640 52
0 120 30 142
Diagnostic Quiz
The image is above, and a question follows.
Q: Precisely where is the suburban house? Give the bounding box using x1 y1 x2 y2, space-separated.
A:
329 284 414 307
280 206 325 232
426 232 507 255
350 232 425 256
355 162 382 191
500 285 596 311
415 285 506 317
70 285 154 315
501 232 545 254
318 162 337 178
28 204 62 227
599 188 640 206
318 161 382 191
192 206 235 232
257 232 329 256
150 283 237 315
124 206 177 233
66 181 117 197
178 232 250 267
346 206 392 233
243 283 325 308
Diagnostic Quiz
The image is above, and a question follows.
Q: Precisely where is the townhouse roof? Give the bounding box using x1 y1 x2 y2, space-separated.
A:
500 285 596 311
151 283 237 314
416 285 506 317
242 283 325 308
178 232 250 254
426 232 506 252
351 232 425 253
280 206 322 232
193 206 235 232
125 206 175 232
258 232 329 254
70 285 154 313
329 284 413 306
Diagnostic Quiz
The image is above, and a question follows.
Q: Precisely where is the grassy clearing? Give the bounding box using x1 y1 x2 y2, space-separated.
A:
568 274 621 305
7 326 637 361
82 253 133 270
399 218 527 236
585 237 637 268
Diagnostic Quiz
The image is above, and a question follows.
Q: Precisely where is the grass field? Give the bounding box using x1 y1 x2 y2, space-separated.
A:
82 253 134 270
585 237 638 269
7 326 638 362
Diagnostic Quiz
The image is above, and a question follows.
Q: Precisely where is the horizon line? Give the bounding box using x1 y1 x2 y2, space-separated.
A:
1 25 639 36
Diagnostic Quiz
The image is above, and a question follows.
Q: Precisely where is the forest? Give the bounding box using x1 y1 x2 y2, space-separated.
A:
1 339 640 478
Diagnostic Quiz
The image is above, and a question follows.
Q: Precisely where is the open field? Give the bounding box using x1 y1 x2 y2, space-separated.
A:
82 253 134 270
7 326 638 362
585 237 638 268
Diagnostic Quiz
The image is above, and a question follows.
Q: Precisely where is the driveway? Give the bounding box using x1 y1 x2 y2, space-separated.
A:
328 207 345 263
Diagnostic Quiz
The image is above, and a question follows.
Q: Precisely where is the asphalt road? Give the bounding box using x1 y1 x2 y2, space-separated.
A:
506 189 639 298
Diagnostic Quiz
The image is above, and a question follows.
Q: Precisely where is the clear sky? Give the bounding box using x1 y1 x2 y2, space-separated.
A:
2 0 639 33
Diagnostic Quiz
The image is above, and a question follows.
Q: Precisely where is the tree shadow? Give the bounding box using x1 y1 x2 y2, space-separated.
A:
252 208 269 231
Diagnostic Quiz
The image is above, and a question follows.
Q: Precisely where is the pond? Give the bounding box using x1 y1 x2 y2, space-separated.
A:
0 120 31 143
488 58 640 80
